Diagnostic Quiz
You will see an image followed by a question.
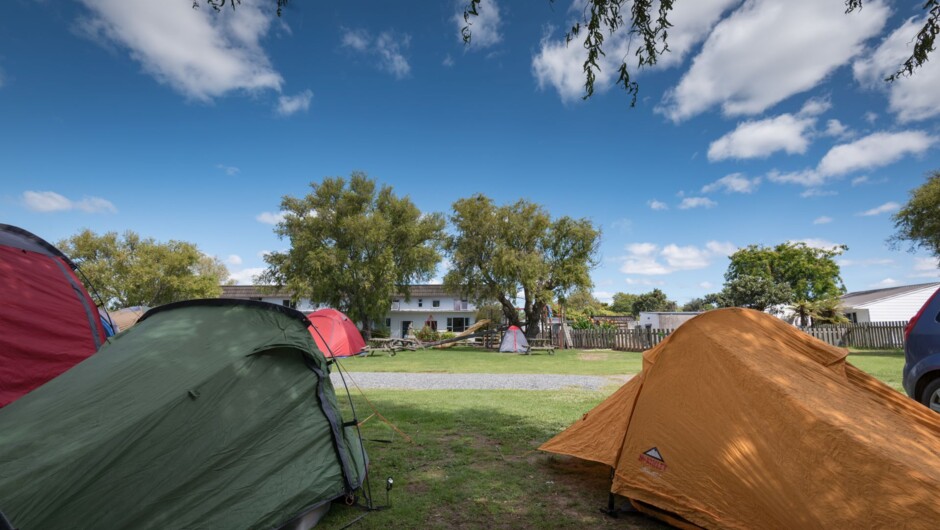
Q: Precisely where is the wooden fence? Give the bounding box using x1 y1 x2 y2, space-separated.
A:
564 321 907 351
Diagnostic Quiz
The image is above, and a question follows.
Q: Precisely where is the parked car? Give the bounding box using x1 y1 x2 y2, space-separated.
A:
902 286 940 411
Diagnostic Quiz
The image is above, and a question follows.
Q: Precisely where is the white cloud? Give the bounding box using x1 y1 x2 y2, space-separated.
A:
702 173 760 194
341 28 411 79
23 190 117 214
443 54 455 67
625 278 666 286
256 211 286 225
818 131 935 177
532 0 740 102
870 278 899 288
678 197 717 209
823 119 851 139
708 114 816 161
593 290 614 303
216 164 240 176
454 0 502 48
851 176 869 186
660 0 888 121
800 189 837 198
76 0 283 101
699 281 715 290
228 267 265 285
813 216 833 225
276 89 313 116
910 257 940 278
648 199 669 211
341 28 370 51
858 201 900 216
226 254 243 266
705 241 738 256
864 111 878 124
620 240 734 275
769 130 935 188
854 16 940 122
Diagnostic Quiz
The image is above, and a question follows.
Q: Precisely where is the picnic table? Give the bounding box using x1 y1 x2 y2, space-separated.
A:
525 338 555 355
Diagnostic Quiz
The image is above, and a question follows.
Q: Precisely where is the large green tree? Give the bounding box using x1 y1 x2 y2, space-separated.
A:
564 285 606 318
720 242 847 324
891 171 940 260
259 173 445 337
631 288 678 313
199 1 940 105
59 229 230 310
443 194 600 337
610 292 639 315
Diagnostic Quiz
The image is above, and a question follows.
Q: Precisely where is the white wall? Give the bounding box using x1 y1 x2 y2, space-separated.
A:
391 295 475 312
863 285 940 322
387 312 476 338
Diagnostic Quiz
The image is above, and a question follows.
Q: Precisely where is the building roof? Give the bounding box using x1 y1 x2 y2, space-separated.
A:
392 284 463 299
840 282 940 308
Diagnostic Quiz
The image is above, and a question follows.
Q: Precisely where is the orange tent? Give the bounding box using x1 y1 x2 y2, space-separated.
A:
306 308 367 358
541 308 940 529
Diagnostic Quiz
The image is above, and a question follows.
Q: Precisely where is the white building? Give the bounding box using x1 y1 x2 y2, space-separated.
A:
387 285 476 338
219 284 477 338
840 282 940 323
638 311 701 329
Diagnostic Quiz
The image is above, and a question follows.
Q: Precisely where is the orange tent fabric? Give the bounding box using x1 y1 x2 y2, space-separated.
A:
306 308 367 358
541 308 940 529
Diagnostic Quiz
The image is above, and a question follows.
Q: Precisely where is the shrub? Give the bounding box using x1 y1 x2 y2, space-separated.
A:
415 325 440 342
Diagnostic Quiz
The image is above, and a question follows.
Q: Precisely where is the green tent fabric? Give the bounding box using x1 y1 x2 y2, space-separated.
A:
0 299 367 530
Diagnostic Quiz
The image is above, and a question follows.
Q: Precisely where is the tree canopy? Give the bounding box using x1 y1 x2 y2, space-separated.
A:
609 292 639 315
59 229 230 310
259 173 444 336
718 242 847 324
443 194 600 337
631 288 678 313
891 170 940 260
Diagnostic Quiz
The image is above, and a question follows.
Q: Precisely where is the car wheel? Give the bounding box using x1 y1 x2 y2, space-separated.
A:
921 378 940 413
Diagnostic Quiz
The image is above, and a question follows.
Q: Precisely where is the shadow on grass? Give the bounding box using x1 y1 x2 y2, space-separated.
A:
319 393 667 529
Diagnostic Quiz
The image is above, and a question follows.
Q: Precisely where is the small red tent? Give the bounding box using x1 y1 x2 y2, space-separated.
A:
0 224 107 407
306 308 367 358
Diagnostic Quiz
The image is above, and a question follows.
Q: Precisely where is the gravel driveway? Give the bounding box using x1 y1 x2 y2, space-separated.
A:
330 372 632 391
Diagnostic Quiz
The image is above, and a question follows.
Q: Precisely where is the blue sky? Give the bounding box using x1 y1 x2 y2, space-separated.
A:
2 0 939 305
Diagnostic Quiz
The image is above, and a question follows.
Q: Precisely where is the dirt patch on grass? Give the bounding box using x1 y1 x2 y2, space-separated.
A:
579 352 611 361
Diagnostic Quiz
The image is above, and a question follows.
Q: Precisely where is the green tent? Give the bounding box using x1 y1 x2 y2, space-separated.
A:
0 299 367 529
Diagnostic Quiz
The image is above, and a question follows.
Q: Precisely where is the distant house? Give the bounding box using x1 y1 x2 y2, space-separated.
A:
840 282 940 323
219 285 324 312
638 311 701 329
219 284 478 338
388 285 477 338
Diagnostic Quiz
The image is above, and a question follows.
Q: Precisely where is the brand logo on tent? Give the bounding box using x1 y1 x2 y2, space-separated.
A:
639 447 667 471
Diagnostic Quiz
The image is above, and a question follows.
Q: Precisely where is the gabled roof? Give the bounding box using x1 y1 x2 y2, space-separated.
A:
840 282 940 308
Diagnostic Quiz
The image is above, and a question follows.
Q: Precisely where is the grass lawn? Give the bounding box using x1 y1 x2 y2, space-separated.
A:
319 347 908 528
847 348 906 392
337 347 644 375
321 389 665 529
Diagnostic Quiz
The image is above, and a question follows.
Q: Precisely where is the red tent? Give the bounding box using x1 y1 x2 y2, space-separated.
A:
0 224 107 407
306 308 367 358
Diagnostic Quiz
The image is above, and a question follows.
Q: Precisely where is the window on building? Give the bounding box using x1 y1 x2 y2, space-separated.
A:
282 299 296 309
447 317 469 332
432 300 440 308
418 299 423 308
385 318 391 328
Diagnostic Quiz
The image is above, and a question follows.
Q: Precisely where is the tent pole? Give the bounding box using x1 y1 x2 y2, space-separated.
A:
601 467 618 518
